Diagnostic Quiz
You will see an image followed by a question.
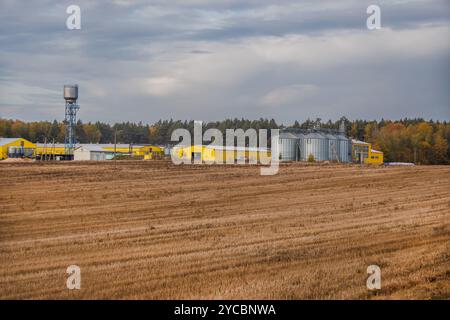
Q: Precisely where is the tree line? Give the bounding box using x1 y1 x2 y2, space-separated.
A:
0 117 449 164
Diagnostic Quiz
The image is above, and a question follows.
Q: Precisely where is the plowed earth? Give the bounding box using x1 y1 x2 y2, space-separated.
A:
0 161 449 299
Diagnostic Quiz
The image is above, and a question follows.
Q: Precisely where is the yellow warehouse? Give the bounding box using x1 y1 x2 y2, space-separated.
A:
1 139 165 161
101 144 163 158
174 145 271 163
36 143 66 160
0 138 36 160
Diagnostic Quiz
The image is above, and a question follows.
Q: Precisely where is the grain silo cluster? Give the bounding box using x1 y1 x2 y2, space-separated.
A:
278 129 352 162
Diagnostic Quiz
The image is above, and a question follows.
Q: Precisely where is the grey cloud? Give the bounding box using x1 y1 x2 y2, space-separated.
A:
0 0 449 124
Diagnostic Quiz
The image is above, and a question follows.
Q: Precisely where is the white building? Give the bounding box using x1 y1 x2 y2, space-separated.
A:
74 145 114 161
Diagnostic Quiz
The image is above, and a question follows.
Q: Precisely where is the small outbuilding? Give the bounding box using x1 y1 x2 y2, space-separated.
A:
74 145 114 161
351 139 384 164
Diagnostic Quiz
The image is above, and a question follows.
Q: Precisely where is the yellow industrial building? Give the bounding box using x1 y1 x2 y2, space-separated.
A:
351 139 384 165
174 145 271 163
36 143 163 160
0 137 164 161
0 138 36 160
102 145 164 159
35 143 66 160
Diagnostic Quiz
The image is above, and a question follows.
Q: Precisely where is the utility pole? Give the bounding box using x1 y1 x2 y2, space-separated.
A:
44 137 47 161
114 128 117 169
51 138 54 161
414 147 417 164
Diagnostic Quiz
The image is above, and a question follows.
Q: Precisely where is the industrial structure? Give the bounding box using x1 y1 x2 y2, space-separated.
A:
351 139 384 165
0 138 36 160
174 145 271 163
35 143 66 160
1 121 383 164
0 135 384 164
278 128 352 162
64 85 80 159
74 145 114 161
2 140 164 161
73 144 163 161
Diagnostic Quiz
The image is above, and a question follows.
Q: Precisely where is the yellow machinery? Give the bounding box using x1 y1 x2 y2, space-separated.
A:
0 138 36 160
351 139 384 165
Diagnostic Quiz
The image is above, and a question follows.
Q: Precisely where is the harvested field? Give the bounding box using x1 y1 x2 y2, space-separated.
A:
0 161 449 299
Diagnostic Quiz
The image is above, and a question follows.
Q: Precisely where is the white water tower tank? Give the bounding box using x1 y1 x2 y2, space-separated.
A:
64 85 78 103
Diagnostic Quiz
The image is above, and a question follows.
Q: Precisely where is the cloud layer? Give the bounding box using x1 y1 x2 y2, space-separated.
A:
0 0 449 124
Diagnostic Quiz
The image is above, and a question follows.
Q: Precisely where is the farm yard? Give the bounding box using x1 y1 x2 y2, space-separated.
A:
0 161 449 299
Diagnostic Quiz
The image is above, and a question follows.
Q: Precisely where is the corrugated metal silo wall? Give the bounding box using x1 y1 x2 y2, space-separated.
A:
326 134 339 161
302 133 328 161
298 136 307 161
279 138 297 161
338 136 350 162
318 134 329 161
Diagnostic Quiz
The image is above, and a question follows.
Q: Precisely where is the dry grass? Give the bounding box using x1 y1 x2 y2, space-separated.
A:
0 161 449 299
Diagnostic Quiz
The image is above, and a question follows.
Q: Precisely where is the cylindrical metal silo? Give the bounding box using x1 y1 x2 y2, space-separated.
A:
302 132 328 161
279 132 298 161
317 132 329 161
296 133 306 161
323 133 339 161
337 134 350 162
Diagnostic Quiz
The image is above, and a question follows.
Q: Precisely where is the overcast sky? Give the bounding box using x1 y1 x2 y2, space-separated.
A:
0 0 449 124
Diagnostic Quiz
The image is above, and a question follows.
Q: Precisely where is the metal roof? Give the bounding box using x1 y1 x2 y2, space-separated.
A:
0 138 22 146
204 145 270 152
303 132 326 139
36 143 151 149
88 144 146 148
336 133 348 140
279 132 298 139
76 145 113 152
351 139 370 145
36 143 67 148
280 130 346 140
322 133 338 139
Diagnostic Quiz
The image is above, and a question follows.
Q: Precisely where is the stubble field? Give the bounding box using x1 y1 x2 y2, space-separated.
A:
0 161 449 299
